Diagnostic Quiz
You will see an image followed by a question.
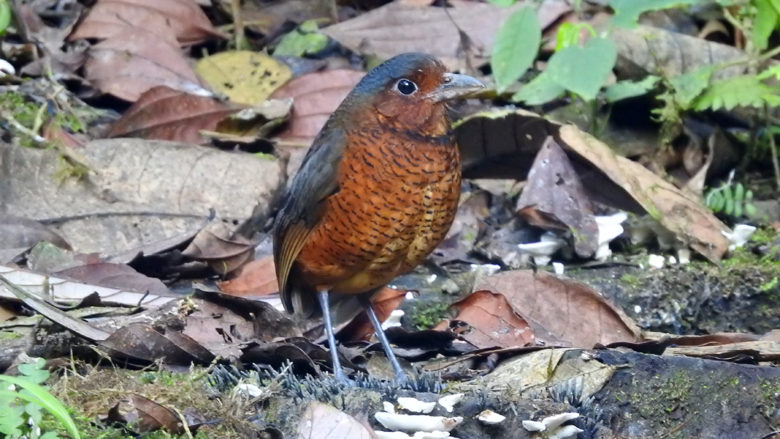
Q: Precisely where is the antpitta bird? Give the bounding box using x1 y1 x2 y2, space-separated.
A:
273 53 484 383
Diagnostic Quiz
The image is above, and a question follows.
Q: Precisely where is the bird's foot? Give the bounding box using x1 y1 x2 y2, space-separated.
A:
333 370 353 386
393 372 410 387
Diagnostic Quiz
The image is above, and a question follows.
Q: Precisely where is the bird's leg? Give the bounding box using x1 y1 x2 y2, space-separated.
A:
360 296 408 383
317 290 349 384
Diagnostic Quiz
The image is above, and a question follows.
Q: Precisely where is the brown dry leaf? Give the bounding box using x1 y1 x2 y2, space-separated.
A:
84 30 206 101
297 402 376 439
323 0 570 69
182 228 255 275
558 124 729 262
1 140 282 256
130 394 184 434
517 137 598 257
56 262 171 296
217 254 278 297
474 270 641 347
108 86 240 144
456 109 731 262
0 265 176 309
102 322 215 365
16 4 88 78
446 290 535 349
70 0 223 45
181 293 298 359
271 69 365 143
338 287 406 342
0 215 71 262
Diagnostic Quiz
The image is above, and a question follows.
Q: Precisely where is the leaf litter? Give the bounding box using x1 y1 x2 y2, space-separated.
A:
1 0 778 437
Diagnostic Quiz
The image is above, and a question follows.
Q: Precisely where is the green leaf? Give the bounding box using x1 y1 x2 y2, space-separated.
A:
770 0 780 14
0 376 80 439
605 75 660 102
273 20 328 57
491 6 542 94
0 0 10 35
18 359 49 385
725 196 735 216
734 183 745 203
555 22 579 51
486 0 516 6
694 75 780 111
712 193 725 212
746 203 757 217
757 64 780 80
669 66 713 108
546 37 617 101
511 71 566 104
753 0 778 51
609 0 701 28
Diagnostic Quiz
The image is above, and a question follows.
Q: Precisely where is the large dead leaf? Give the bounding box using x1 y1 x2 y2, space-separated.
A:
182 226 255 274
217 255 278 297
474 270 641 347
612 25 748 80
108 86 241 143
270 69 364 143
456 109 731 262
0 139 282 255
297 402 376 439
558 124 729 262
127 394 184 434
0 265 176 308
84 30 206 102
486 348 617 404
517 137 598 257
70 0 222 45
322 0 570 69
444 290 535 349
195 51 291 106
55 262 170 296
0 215 71 263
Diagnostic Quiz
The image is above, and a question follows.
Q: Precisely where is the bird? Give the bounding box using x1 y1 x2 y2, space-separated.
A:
273 52 484 383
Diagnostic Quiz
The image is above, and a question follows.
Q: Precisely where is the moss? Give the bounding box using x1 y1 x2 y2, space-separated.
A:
0 330 22 340
48 364 263 439
0 91 39 129
619 273 641 287
411 302 451 330
631 370 693 424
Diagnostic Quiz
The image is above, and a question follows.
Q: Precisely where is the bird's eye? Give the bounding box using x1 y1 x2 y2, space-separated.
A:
395 79 417 95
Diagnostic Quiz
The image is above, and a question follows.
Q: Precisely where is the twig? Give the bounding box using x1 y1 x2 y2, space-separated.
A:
230 0 246 50
172 406 194 439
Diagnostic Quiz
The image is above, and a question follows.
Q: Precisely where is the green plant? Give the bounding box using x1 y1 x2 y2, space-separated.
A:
705 178 757 218
0 0 10 35
491 0 780 186
0 359 81 439
273 20 328 57
411 302 450 330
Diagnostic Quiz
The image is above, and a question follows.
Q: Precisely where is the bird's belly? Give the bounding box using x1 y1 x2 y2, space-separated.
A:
295 171 459 294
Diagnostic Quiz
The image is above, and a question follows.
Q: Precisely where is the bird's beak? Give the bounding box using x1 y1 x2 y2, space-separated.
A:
428 72 485 102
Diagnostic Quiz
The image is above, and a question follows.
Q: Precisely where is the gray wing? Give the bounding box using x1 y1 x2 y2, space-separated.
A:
272 125 346 314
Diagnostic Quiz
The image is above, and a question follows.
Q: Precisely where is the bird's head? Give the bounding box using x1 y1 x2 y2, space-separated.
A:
342 53 485 133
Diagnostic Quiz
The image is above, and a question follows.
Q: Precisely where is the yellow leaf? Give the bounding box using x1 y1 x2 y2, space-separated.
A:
195 51 291 105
